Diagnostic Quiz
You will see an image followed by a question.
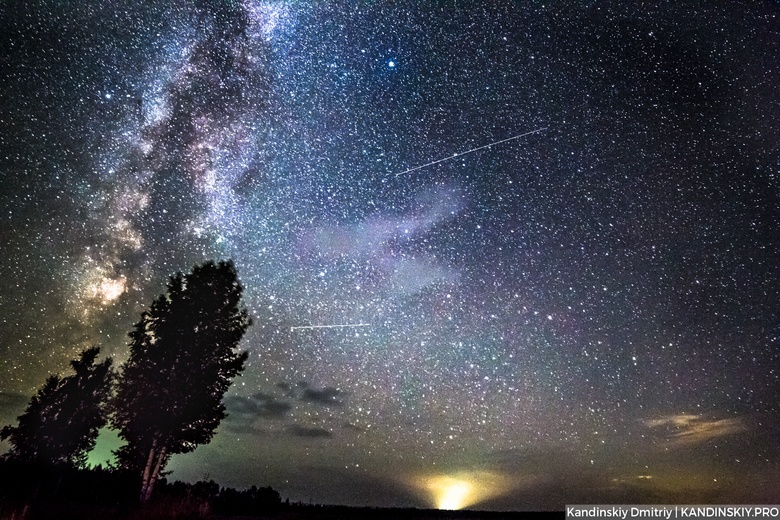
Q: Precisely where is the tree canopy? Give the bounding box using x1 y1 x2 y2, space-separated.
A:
110 260 251 501
0 346 113 468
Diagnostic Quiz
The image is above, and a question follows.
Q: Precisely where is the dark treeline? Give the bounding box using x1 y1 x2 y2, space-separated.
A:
0 459 281 519
158 478 282 516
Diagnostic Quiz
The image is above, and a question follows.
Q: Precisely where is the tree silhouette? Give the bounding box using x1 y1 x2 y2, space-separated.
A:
0 346 113 468
111 260 251 502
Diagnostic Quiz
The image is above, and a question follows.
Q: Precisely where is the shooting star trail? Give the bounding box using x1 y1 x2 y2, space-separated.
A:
291 323 371 332
395 126 548 177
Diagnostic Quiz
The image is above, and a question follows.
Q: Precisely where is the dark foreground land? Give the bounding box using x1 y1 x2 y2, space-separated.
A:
0 461 562 520
228 505 562 520
1 504 561 520
2 501 562 520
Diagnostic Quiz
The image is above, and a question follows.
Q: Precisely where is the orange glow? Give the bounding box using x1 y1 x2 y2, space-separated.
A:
413 471 512 510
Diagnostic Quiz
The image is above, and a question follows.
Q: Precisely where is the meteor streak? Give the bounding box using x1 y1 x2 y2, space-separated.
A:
291 323 371 331
395 127 548 177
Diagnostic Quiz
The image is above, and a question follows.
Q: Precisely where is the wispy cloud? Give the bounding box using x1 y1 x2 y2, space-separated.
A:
297 185 464 297
645 414 746 446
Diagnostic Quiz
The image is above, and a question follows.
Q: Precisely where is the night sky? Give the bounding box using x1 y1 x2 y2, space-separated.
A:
2 0 780 511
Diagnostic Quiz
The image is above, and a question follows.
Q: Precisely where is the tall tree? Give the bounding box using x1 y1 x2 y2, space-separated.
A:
111 260 251 502
0 346 113 468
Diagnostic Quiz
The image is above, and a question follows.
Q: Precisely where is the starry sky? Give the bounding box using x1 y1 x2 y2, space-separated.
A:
1 0 779 511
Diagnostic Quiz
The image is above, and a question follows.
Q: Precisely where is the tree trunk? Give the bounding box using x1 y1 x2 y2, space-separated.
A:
139 438 158 502
141 444 167 503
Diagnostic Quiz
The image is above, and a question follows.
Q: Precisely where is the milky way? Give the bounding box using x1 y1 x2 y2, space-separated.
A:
1 1 779 510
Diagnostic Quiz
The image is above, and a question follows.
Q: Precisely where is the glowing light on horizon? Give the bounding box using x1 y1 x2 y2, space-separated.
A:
436 478 472 510
413 471 513 510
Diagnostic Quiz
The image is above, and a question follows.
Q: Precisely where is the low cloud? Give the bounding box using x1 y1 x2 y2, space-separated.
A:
288 425 332 438
252 393 293 418
223 392 292 433
277 381 347 407
645 414 746 446
275 382 294 397
302 387 343 406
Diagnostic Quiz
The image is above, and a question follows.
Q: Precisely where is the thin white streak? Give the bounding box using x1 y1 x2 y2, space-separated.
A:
395 127 548 177
290 323 371 331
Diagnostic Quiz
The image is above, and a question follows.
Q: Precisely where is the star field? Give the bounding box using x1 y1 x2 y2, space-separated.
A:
1 1 779 510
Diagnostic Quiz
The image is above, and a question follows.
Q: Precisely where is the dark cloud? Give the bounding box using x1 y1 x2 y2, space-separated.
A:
223 392 292 434
275 382 297 398
302 387 343 406
277 380 346 406
251 392 293 419
224 395 258 415
287 425 332 438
